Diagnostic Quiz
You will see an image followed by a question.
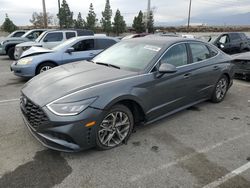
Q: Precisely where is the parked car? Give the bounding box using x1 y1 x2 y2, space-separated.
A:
11 36 119 78
6 30 26 38
14 29 94 60
205 32 250 54
0 29 46 59
122 33 148 40
232 52 250 80
20 37 234 152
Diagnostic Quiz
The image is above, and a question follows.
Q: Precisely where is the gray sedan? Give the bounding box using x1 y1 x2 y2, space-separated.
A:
11 36 119 78
20 37 234 152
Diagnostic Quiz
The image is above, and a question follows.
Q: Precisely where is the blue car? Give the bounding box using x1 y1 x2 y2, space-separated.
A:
10 36 119 78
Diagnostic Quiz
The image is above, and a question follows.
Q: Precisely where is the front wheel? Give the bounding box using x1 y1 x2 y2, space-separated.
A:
96 105 134 150
7 47 15 60
36 62 56 75
211 75 229 103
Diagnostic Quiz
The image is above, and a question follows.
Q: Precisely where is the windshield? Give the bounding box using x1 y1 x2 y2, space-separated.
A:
21 30 33 38
35 31 47 42
52 38 76 51
92 41 163 72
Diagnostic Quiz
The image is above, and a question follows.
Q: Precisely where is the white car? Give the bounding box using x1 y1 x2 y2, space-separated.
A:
14 29 94 60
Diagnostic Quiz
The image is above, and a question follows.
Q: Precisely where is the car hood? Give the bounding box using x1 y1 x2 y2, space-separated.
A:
22 61 136 107
17 41 42 47
21 46 53 58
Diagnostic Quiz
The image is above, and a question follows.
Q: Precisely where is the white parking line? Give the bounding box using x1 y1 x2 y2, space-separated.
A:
202 162 250 188
129 132 250 182
0 98 19 103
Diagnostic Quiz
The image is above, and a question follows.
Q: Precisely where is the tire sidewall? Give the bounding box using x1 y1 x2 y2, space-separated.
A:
7 47 15 60
37 62 55 75
96 104 134 150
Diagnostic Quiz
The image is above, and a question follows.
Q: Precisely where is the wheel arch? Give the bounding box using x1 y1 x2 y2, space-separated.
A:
35 60 58 75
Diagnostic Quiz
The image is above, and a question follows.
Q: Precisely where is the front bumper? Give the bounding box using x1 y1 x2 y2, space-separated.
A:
10 62 36 78
21 99 104 152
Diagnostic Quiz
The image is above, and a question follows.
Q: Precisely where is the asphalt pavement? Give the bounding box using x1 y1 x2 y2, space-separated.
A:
0 55 249 188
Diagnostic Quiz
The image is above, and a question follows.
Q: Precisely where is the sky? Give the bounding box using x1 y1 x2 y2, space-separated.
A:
1 0 250 26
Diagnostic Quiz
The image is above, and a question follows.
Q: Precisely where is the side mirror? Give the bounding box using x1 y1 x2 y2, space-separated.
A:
158 63 177 74
220 44 225 49
66 47 74 54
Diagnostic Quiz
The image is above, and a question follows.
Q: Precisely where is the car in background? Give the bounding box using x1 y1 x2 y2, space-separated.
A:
201 32 250 54
20 37 234 152
0 29 46 60
122 33 149 40
14 29 94 60
6 30 26 38
11 36 119 78
232 52 250 80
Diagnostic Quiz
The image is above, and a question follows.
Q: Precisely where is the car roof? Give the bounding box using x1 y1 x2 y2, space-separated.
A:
72 36 119 40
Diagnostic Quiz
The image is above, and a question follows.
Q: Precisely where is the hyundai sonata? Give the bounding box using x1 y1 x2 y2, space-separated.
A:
20 37 234 152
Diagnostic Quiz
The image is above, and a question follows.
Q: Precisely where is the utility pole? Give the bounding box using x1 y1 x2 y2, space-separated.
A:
42 0 47 28
146 0 151 33
187 0 192 32
58 0 61 28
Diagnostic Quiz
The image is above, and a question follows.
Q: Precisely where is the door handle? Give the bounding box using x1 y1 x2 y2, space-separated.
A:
213 66 220 70
183 73 191 79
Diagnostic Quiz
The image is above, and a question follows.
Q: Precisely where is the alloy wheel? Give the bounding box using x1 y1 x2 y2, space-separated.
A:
98 111 131 147
40 66 52 73
215 78 228 101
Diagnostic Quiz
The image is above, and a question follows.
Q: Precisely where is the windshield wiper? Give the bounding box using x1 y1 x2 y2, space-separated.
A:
95 62 120 69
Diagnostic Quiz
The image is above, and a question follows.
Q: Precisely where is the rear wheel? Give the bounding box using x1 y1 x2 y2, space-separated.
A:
37 62 56 75
7 47 15 60
96 105 134 150
211 75 229 103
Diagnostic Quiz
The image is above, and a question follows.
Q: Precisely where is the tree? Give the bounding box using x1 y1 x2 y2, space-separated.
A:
147 11 154 33
86 3 98 31
1 14 18 33
101 0 112 35
57 0 73 28
132 11 145 33
30 12 53 28
74 12 85 29
112 9 126 36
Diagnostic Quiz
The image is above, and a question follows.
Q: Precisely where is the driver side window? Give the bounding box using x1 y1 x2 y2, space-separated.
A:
160 44 188 67
72 39 94 52
219 35 229 44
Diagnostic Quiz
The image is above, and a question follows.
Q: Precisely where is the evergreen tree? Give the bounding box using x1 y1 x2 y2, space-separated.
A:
101 0 112 35
147 11 154 33
86 3 98 31
112 9 126 36
57 0 73 28
1 14 18 33
74 12 85 29
132 11 145 33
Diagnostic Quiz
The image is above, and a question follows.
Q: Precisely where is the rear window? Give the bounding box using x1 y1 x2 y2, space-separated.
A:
95 39 117 49
230 33 240 41
66 32 76 39
190 43 210 63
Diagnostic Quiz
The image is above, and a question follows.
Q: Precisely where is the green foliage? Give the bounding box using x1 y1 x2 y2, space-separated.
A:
57 0 74 28
30 12 53 28
101 0 112 35
1 14 18 33
132 11 145 33
147 11 154 33
112 9 126 36
74 12 85 29
86 3 98 31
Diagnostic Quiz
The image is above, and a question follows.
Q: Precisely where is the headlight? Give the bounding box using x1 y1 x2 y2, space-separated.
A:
17 57 33 65
47 97 97 116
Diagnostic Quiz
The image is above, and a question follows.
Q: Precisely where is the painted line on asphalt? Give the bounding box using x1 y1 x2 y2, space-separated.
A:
0 98 19 103
202 162 250 188
129 132 250 182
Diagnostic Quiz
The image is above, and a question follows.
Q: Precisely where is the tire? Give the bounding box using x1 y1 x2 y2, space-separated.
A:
96 104 134 150
36 62 56 75
246 74 250 81
211 75 229 103
7 47 15 60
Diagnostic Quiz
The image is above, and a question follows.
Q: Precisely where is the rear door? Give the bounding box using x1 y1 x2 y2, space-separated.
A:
186 42 221 102
229 33 241 53
42 32 64 49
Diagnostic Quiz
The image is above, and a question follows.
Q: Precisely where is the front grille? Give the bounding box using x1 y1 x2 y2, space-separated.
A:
21 96 49 130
